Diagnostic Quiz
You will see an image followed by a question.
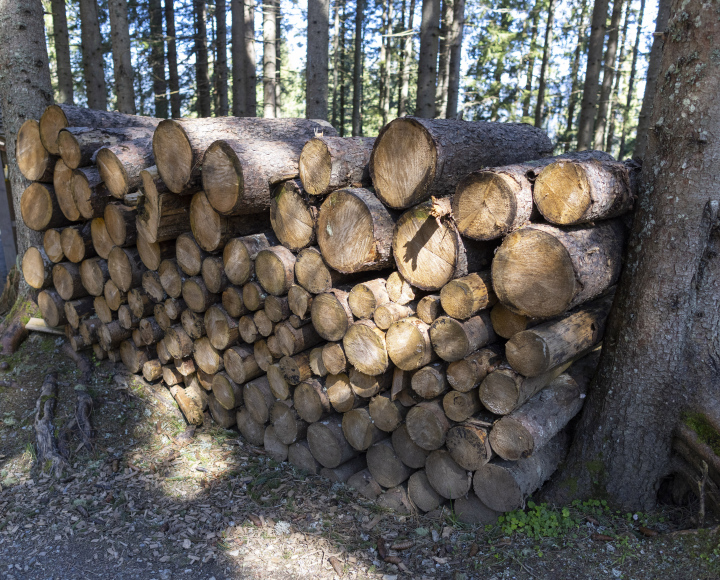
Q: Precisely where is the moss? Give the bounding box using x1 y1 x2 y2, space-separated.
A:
586 460 604 474
684 412 720 456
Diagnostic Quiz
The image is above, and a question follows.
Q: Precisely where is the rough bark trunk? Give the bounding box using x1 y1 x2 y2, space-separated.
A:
592 0 624 149
351 0 364 136
533 0 555 128
306 0 330 120
165 0 181 117
108 0 137 114
445 0 464 119
79 0 107 111
50 0 73 104
216 0 229 116
244 0 257 116
194 0 211 117
148 0 168 118
398 0 416 118
231 0 247 116
415 0 440 118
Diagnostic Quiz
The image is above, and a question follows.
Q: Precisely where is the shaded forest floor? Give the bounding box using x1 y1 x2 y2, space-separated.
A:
1 330 720 579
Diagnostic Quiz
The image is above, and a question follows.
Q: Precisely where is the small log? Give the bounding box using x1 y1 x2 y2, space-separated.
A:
159 259 186 299
453 494 501 525
103 279 127 311
108 246 146 292
443 389 482 423
43 229 65 263
119 339 156 373
136 167 194 243
242 281 267 312
104 203 137 247
474 432 569 512
164 296 186 320
60 223 95 263
175 232 207 277
164 325 194 359
408 470 443 512
288 284 313 318
386 317 436 371
349 367 392 398
143 359 163 382
367 438 413 488
38 290 67 327
253 309 275 337
322 341 348 375
238 315 258 344
411 362 449 399
79 257 109 297
93 296 114 324
271 400 308 445
373 300 417 331
201 256 229 294
425 449 471 499
118 305 140 330
317 188 397 273
137 236 174 272
237 407 266 446
288 440 322 474
341 320 392 375
194 336 223 374
294 246 349 294
21 183 72 231
326 373 358 413
207 393 235 428
243 375 274 424
132 327 145 346
222 285 248 318
294 377 332 422
93 344 108 361
342 407 386 451
439 271 496 320
492 221 625 318
307 415 360 468
348 278 389 319
264 425 289 462
128 288 154 319
204 304 239 350
182 277 220 313
490 302 540 339
78 317 101 344
224 345 263 384
347 469 383 500
406 399 450 450
254 338 279 372
212 372 243 410
391 366 417 405
17 119 56 182
54 159 81 221
142 270 167 303
53 262 88 300
90 218 115 260
139 317 164 345
223 232 278 286
311 287 354 341
391 424 430 468
156 338 172 364
368 392 408 432
98 320 133 350
64 296 95 328
320 455 368 483
269 179 318 251
22 247 53 290
96 137 155 199
162 365 183 386
417 295 443 325
430 312 496 362
184 375 209 410
505 293 612 377
72 167 113 220
276 320 322 356
265 295 290 323
280 351 313 385
385 271 417 305
299 136 374 196
308 346 327 376
267 364 290 400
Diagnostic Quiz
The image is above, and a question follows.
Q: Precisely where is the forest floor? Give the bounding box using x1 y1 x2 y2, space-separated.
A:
1 329 720 580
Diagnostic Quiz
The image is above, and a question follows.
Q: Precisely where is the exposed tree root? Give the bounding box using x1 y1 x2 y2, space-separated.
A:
33 373 68 477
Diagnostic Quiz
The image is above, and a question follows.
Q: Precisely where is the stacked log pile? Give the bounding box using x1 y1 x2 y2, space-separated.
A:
19 106 638 523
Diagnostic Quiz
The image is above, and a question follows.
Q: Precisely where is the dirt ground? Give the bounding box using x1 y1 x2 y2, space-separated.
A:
2 330 720 580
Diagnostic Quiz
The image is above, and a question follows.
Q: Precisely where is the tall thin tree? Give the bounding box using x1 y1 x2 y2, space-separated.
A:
79 0 107 110
533 0 555 127
149 0 168 118
415 0 440 118
521 0 542 120
397 0 416 117
194 0 212 117
605 0 631 153
575 0 610 149
262 0 276 117
50 0 73 103
331 0 342 126
275 0 281 116
108 0 136 113
592 0 624 148
378 0 393 124
562 0 590 150
307 0 330 119
216 0 229 115
244 0 257 116
618 0 646 157
165 0 181 117
339 0 348 134
351 0 364 135
445 0 464 118
435 0 452 118
231 0 247 115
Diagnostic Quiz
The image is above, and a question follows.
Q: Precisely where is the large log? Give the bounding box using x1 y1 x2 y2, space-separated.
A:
306 415 360 468
534 156 638 225
425 449 471 499
366 438 413 488
255 245 296 296
136 167 194 243
317 188 397 273
38 290 67 327
429 312 496 362
311 288 354 341
53 159 81 222
104 203 137 247
17 119 56 182
368 392 408 432
271 400 308 445
504 294 611 377
152 116 336 193
20 183 72 231
369 117 552 209
326 373 357 413
108 246 147 292
489 351 598 460
342 319 389 376
299 136 374 196
446 418 494 471
189 191 271 252
439 271 496 320
43 229 65 263
492 221 625 318
22 247 53 290
293 378 332 423
391 424 430 468
386 317 436 371
194 336 223 374
452 151 615 240
72 167 113 220
60 222 95 263
342 407 385 451
392 198 496 291
53 262 87 300
408 470 443 512
243 375 274 424
294 246 349 294
405 399 450 450
269 179 318 251
222 232 278 286
411 362 448 399
348 278 389 319
96 137 154 198
288 440 322 474
90 218 115 260
57 125 155 169
446 345 503 392
473 433 569 512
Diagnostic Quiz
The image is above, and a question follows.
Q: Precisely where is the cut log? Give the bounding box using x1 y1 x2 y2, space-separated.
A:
22 247 53 290
474 432 569 512
308 346 327 376
446 345 503 392
425 449 471 499
137 236 174 272
21 183 72 231
288 284 313 318
78 317 101 344
38 290 67 327
267 363 291 400
201 256 229 294
194 336 223 374
349 367 392 398
294 246 350 294
98 320 133 350
57 125 154 170
152 305 170 333
213 372 243 410
534 156 637 225
108 246 147 292
322 341 348 375
293 377 332 423
96 137 154 199
279 351 313 385
104 203 137 248
348 278 389 320
64 296 94 328
223 232 278 286
238 315 259 344
347 469 383 500
373 301 417 331
254 339 279 372
142 270 166 303
93 296 113 324
103 279 127 310
142 359 163 382
366 438 413 487
391 424 430 468
253 311 275 338
326 373 358 413
489 352 596 460
180 307 205 339
255 245 296 296
53 262 87 300
288 440 322 474
368 393 408 432
119 339 155 373
72 167 112 220
175 232 207 277
236 407 266 446
446 418 494 471
242 281 267 312
138 317 163 345
276 320 322 356
170 385 204 424
342 407 385 451
207 393 236 428
411 362 449 399
43 229 65 263
164 325 194 359
406 399 450 450
184 376 209 409
408 470 443 512
156 338 172 364
90 218 115 260
79 257 109 297
269 179 317 251
164 297 186 320
264 425 289 461
320 455 368 483
385 271 417 305
490 303 539 339
182 277 220 313
307 415 360 468
93 344 108 361
162 365 183 385
136 167 194 243
158 259 186 299
17 119 56 182
369 116 552 209
439 271 496 321
443 390 482 423
60 223 95 264
204 305 239 350
128 288 154 318
223 345 263 384
221 286 247 318
271 400 308 444
53 159 81 221
243 375 274 424
386 317 436 371
504 293 612 376
417 295 443 325
392 198 497 291
430 313 496 363
492 221 625 318
118 305 140 330
454 494 501 525
299 136 375 196
390 367 417 405
311 288 354 341
317 188 397 273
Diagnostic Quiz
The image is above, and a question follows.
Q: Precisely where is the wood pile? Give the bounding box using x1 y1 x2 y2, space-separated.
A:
18 107 639 523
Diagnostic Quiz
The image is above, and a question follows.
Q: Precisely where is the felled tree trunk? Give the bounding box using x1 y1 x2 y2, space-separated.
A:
299 136 374 196
96 137 154 198
20 183 72 231
269 179 318 252
57 125 154 169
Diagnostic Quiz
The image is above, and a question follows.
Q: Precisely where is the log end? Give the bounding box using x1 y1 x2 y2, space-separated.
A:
96 148 129 199
20 183 54 231
298 138 332 196
57 130 82 170
202 140 242 215
17 119 52 181
39 104 69 154
534 160 591 225
153 119 193 193
453 172 518 241
22 247 48 289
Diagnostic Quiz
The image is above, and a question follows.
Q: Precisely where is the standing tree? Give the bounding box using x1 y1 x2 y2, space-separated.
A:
397 0 416 117
166 0 182 117
592 0 624 149
50 0 73 104
575 0 610 150
435 0 452 118
562 0 590 150
0 0 53 260
262 0 277 117
244 0 258 116
604 0 631 153
533 0 555 128
79 0 107 110
351 0 364 135
231 0 247 115
195 0 212 117
275 1 282 115
331 0 343 127
521 0 542 121
415 0 440 118
378 0 393 124
149 0 168 118
216 0 229 116
618 0 646 157
445 0 464 119
307 0 330 119
109 0 136 113
550 0 720 510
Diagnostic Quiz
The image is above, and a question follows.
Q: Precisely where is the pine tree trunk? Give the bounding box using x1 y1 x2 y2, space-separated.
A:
351 0 364 135
274 1 281 116
398 0 416 117
148 0 168 118
307 0 330 120
592 0 624 149
605 0 630 153
331 0 342 127
445 0 464 118
231 0 247 115
562 0 590 150
79 0 107 111
415 0 440 118
216 0 229 116
434 0 452 118
262 0 277 118
50 0 73 104
576 0 611 150
618 0 646 158
165 0 182 117
244 0 258 116
521 0 541 120
533 1 554 128
195 0 212 117
108 0 136 114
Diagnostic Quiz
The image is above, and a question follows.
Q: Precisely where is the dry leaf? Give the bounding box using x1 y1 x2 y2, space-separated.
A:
468 543 479 557
328 556 343 576
638 526 658 537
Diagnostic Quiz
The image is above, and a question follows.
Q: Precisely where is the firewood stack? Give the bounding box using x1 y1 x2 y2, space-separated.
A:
18 106 639 523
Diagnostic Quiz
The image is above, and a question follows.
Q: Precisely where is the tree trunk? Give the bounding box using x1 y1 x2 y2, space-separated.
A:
216 0 229 116
165 0 182 117
262 0 277 118
398 0 416 118
533 0 555 128
445 0 464 119
576 0 611 150
79 0 107 111
351 0 364 136
331 0 342 127
521 0 541 121
306 0 329 120
299 136 374 197
148 0 168 118
231 0 247 116
415 0 440 118
592 0 624 149
618 0 646 158
434 0 452 119
604 0 630 153
274 1 281 116
108 0 136 114
244 0 258 116
50 0 73 104
194 0 212 117
563 0 590 150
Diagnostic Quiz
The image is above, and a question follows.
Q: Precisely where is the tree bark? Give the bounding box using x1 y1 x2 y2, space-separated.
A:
108 0 136 114
562 0 590 150
216 0 229 116
433 0 451 119
445 0 464 118
521 0 541 121
50 0 73 104
415 0 440 118
231 0 247 116
194 0 211 117
533 0 555 128
262 0 277 118
618 0 646 158
79 0 107 111
306 0 330 120
148 0 168 118
351 0 364 136
244 0 258 116
397 0 416 118
592 0 624 149
165 0 181 117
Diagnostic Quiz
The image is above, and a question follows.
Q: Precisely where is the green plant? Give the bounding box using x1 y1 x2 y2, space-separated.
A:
497 501 578 540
